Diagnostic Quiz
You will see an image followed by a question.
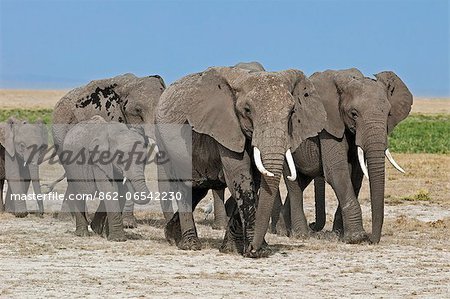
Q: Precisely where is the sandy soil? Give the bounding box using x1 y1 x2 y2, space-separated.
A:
0 90 449 297
0 89 68 109
1 153 449 298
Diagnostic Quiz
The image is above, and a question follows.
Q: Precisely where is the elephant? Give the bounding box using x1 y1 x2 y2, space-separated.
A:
278 68 412 243
0 117 48 217
61 116 151 241
209 61 267 230
155 65 326 257
51 73 165 227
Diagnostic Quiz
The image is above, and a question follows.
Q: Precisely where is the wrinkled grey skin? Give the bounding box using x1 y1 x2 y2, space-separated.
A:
156 65 326 257
209 62 267 230
279 69 412 243
0 118 48 217
62 116 150 241
52 73 165 226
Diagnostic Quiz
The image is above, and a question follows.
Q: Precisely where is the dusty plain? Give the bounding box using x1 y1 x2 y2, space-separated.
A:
0 90 449 298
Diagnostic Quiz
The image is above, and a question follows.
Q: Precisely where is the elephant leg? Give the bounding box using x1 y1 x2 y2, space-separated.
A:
6 180 30 218
280 193 291 236
218 145 256 255
320 132 367 243
93 169 126 242
175 187 208 250
91 200 107 236
284 171 312 239
66 185 90 237
269 189 282 234
29 163 44 216
310 177 327 231
211 189 227 230
121 181 137 229
333 152 364 234
157 161 175 221
332 205 344 235
0 179 4 212
122 200 137 229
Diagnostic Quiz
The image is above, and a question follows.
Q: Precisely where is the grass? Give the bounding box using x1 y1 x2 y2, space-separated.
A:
0 108 53 124
400 189 432 202
389 114 450 154
0 109 448 154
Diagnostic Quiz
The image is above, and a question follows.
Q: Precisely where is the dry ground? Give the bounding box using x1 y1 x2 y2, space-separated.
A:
0 91 449 298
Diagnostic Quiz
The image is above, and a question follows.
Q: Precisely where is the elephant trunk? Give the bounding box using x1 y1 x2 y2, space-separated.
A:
129 173 151 205
28 163 44 214
251 125 287 251
360 123 387 243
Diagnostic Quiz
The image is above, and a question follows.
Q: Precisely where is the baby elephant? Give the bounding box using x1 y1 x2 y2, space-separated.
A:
61 116 151 241
0 117 48 217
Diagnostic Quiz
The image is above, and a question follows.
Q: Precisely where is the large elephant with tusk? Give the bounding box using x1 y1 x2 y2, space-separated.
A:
155 65 326 257
280 68 412 243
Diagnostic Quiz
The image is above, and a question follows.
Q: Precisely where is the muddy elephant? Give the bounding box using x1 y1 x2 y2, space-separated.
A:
280 69 412 243
0 118 48 217
156 65 326 257
51 73 165 226
62 116 151 241
209 61 267 230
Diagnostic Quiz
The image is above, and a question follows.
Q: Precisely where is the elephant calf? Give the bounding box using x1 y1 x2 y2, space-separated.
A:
0 117 48 217
61 116 151 241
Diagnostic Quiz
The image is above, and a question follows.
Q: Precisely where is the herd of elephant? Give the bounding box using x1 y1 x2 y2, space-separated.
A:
0 62 413 258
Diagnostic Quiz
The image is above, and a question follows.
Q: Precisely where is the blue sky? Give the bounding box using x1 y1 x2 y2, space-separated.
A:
0 0 448 96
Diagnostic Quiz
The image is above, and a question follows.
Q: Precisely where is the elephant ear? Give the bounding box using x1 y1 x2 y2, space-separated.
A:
310 71 346 139
89 133 113 180
281 70 327 152
375 71 413 134
0 118 16 156
187 68 245 153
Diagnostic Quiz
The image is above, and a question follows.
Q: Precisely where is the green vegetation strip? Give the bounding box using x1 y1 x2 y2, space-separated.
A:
0 109 53 124
0 109 448 154
389 114 450 154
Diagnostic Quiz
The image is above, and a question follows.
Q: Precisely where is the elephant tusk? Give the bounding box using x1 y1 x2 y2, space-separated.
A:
285 149 297 181
357 147 369 179
123 177 127 185
385 149 405 173
253 147 274 177
23 161 27 167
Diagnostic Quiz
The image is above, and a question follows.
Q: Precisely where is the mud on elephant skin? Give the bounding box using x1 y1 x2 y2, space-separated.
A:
51 73 165 226
278 68 412 244
61 116 151 241
156 65 326 257
0 117 48 217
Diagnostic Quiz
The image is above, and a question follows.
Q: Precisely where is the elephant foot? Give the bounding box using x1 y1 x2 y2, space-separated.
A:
276 216 289 237
309 222 324 232
107 232 127 242
343 230 370 244
122 212 137 229
219 229 243 254
74 228 91 237
90 216 106 236
243 242 273 258
35 212 44 218
164 213 181 246
15 211 29 218
177 229 201 250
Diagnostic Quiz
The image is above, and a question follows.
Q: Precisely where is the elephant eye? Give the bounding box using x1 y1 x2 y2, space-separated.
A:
244 107 251 116
19 142 26 151
351 110 358 120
